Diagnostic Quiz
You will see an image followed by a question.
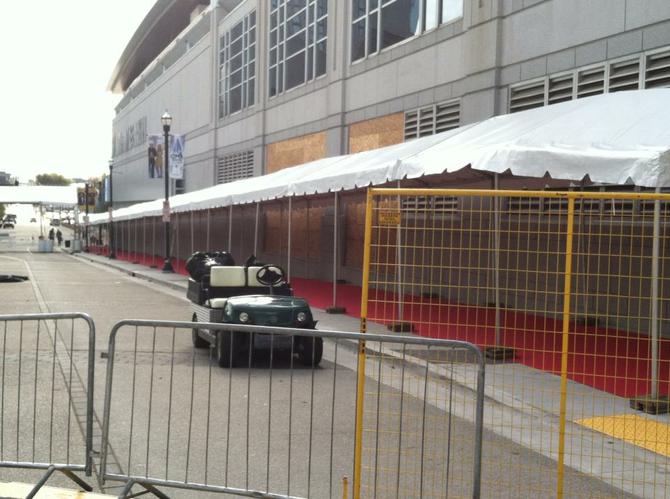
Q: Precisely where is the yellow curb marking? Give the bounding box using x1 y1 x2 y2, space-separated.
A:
576 414 670 457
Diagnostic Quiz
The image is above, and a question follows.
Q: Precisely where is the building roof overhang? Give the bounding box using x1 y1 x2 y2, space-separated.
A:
108 0 214 93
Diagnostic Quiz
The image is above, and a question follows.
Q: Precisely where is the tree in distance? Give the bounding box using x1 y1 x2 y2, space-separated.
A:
35 173 71 186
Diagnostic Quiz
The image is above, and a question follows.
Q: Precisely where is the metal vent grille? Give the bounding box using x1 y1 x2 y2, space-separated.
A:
435 100 460 133
509 81 545 113
404 100 460 140
609 58 640 92
404 111 419 140
577 66 605 98
548 74 574 104
217 151 254 184
418 107 436 137
645 50 670 89
401 196 458 213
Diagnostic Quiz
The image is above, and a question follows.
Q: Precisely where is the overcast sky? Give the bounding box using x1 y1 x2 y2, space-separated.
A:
0 0 157 183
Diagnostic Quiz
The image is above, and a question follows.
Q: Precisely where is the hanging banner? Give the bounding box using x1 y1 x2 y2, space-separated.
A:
147 134 185 180
147 135 164 179
77 186 97 212
169 134 185 180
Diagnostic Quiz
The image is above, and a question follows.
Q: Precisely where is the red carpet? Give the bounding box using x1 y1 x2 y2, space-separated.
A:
89 247 669 398
291 277 669 399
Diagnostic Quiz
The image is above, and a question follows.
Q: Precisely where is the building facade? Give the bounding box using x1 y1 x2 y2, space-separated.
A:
109 0 670 206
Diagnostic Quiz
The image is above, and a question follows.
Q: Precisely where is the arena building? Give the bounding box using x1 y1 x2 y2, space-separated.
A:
109 0 670 206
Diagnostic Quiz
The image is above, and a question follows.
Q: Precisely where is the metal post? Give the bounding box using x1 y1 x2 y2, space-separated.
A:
161 112 174 273
333 192 338 308
650 186 662 398
254 202 260 256
190 210 195 257
84 183 89 251
494 174 502 346
152 217 156 268
206 209 211 251
557 196 576 499
176 212 180 271
287 197 292 282
108 160 116 259
228 205 233 251
396 181 403 321
142 217 146 265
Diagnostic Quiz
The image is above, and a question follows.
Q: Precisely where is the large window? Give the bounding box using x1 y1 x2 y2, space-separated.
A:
219 12 256 118
269 0 328 97
352 0 462 62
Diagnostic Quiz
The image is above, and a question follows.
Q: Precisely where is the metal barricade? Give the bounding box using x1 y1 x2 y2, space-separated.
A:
100 320 485 499
361 187 670 498
0 312 95 495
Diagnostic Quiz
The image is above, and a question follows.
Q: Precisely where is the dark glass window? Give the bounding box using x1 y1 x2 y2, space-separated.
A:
219 12 256 117
270 0 328 97
380 0 420 49
351 0 462 62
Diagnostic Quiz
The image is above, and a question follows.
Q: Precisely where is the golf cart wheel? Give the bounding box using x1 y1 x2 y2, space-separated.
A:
296 336 323 367
191 313 208 349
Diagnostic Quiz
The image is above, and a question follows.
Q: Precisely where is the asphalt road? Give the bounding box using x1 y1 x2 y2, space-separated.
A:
0 222 639 498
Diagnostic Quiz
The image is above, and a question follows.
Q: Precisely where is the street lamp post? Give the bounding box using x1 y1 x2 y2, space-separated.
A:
108 159 116 259
161 111 174 273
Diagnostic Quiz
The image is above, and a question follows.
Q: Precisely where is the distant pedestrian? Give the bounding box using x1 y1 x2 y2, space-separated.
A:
48 228 55 242
56 229 63 246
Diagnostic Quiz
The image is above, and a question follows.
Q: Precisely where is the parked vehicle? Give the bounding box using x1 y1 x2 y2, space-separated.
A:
188 253 322 367
1 216 15 229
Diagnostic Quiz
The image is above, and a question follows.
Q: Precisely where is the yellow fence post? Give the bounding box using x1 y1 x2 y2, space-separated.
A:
353 188 375 499
557 195 575 499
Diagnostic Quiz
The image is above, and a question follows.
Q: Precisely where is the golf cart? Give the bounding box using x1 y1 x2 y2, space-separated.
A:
187 253 322 367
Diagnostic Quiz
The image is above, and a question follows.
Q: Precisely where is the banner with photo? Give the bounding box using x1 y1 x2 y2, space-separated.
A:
147 135 164 179
148 134 185 180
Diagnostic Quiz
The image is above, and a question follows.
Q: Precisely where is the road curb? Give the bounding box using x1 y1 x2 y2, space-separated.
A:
72 253 187 293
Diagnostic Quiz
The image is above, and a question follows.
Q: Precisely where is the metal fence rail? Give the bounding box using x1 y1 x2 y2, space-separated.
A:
0 312 95 495
361 187 670 499
99 320 485 499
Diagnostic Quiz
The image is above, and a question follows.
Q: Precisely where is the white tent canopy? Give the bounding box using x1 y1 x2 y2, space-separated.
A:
0 185 79 206
89 89 670 225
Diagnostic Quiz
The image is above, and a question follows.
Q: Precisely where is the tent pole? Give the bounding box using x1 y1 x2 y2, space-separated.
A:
175 213 180 271
650 186 661 398
396 181 403 322
152 217 156 267
190 210 195 257
206 208 211 251
142 217 146 265
333 192 338 308
494 173 502 346
288 197 292 283
254 202 260 256
133 218 140 263
228 205 233 252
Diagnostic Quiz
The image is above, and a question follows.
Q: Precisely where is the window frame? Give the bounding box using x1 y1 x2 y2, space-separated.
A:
269 0 329 99
350 0 464 64
218 11 257 119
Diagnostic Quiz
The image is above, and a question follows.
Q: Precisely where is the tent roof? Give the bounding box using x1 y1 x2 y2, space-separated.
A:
0 185 78 206
89 89 670 224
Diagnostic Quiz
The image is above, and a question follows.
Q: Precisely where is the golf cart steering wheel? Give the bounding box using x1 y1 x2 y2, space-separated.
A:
256 264 286 287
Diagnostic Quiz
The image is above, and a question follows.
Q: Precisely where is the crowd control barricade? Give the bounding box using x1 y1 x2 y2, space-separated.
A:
0 312 95 494
100 319 485 499
361 187 670 498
